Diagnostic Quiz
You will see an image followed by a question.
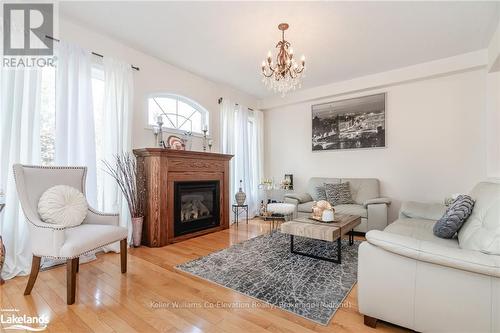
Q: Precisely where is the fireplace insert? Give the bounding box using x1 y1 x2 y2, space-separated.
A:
174 181 220 237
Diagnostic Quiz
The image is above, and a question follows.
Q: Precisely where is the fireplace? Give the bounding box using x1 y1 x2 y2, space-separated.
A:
174 181 220 237
134 148 232 247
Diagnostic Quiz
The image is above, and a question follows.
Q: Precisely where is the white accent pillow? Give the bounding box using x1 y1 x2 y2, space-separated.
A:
38 185 88 227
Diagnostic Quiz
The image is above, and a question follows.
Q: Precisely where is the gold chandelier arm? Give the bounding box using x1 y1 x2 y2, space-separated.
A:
262 66 276 78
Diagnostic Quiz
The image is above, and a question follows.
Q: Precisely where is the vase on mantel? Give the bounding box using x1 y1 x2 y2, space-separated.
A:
132 217 143 247
235 180 246 205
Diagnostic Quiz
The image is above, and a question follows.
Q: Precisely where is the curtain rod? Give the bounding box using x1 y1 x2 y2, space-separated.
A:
45 35 140 71
218 97 254 111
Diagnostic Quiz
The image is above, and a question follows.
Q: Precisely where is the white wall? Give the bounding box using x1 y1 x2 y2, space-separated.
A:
264 69 488 221
486 71 500 179
487 20 500 180
59 18 258 151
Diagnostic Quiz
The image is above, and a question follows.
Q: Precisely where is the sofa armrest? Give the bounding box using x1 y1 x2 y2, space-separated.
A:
363 197 391 208
399 201 446 221
284 197 299 206
83 207 120 226
366 203 388 231
365 230 500 278
283 193 313 204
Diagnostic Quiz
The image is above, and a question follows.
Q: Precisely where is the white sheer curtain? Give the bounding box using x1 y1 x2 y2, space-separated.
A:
220 98 236 219
220 99 264 218
55 41 98 207
98 57 134 241
0 67 42 279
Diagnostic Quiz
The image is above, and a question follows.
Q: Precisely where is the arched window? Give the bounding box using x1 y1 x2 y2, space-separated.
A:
148 94 208 134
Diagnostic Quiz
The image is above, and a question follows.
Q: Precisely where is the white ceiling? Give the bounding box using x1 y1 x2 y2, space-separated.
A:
60 1 500 99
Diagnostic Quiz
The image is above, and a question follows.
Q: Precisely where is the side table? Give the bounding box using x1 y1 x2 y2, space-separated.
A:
232 204 248 225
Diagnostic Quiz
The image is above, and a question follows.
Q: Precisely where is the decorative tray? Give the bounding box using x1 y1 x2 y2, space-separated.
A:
308 216 338 223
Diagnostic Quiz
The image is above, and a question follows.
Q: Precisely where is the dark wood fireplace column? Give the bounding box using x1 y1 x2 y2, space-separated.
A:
133 148 233 247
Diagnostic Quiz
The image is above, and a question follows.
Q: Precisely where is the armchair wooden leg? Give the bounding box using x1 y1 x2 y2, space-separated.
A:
75 257 79 273
120 239 127 273
67 258 78 305
24 255 41 295
364 315 378 328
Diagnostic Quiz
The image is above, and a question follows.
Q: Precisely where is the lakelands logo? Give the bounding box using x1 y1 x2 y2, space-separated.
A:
0 309 49 331
2 2 55 68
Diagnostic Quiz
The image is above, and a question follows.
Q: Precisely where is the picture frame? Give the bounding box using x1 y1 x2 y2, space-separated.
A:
311 93 386 151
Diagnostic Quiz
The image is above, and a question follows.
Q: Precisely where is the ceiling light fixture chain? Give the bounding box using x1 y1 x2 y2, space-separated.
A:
261 23 306 96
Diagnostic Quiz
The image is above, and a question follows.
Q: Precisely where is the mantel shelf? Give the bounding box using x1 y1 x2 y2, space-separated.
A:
133 148 233 160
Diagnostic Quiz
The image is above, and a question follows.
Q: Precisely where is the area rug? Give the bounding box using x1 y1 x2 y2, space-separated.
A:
175 232 360 325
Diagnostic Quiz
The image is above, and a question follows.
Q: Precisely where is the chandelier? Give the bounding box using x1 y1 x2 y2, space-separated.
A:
261 23 306 96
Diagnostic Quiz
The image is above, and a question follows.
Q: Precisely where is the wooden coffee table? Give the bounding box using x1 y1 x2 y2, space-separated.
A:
280 214 361 263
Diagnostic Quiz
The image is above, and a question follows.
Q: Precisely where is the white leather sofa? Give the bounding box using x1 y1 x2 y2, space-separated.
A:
284 177 390 232
358 182 500 332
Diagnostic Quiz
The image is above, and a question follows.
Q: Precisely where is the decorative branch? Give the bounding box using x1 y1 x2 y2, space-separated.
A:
102 153 144 218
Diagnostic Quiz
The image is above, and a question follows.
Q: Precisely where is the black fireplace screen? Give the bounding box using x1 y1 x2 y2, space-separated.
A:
174 181 220 237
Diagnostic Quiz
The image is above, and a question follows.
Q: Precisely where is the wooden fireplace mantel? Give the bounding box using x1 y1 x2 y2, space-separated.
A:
134 148 233 247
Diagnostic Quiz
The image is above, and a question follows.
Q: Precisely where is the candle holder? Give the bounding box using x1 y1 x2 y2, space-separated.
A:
202 128 208 152
155 117 167 148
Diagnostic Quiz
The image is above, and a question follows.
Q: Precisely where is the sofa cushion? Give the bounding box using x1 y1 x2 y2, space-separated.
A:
458 182 500 255
297 201 315 213
307 177 340 201
297 201 368 219
433 195 475 238
315 186 327 201
334 204 367 218
325 182 354 205
385 218 459 249
341 178 380 205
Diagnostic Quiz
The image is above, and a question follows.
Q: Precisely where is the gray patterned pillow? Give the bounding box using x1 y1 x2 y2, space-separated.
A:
324 182 354 206
433 195 475 239
315 186 327 201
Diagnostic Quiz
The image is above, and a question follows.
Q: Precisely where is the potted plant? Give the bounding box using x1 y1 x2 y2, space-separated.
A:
103 153 144 247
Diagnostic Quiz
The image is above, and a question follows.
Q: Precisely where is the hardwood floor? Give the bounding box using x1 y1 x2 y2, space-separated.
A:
0 219 409 332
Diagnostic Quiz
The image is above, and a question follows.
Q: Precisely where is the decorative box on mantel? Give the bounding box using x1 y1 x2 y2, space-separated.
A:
133 148 233 247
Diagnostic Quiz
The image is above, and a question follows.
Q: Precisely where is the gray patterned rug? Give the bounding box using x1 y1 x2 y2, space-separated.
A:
175 232 360 325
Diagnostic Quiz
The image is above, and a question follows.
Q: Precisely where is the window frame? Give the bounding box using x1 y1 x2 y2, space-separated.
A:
146 93 209 137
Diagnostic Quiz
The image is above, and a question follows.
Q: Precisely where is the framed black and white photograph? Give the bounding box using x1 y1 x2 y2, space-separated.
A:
312 93 386 151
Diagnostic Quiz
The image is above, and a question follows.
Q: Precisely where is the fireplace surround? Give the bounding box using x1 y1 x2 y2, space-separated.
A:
134 148 233 247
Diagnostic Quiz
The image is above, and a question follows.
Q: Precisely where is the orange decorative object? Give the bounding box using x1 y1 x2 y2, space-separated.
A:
311 200 334 220
167 135 184 150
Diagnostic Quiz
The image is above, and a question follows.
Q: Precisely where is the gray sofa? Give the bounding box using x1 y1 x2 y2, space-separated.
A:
284 177 390 233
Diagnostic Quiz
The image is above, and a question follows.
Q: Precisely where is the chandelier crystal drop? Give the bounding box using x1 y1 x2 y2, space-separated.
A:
261 23 306 96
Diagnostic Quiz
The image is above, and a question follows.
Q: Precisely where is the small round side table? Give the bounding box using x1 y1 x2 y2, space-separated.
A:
232 204 248 226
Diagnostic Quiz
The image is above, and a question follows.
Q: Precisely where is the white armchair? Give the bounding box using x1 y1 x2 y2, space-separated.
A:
13 164 128 305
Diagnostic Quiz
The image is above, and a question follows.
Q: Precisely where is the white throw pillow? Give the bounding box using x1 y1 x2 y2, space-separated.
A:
38 185 88 227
